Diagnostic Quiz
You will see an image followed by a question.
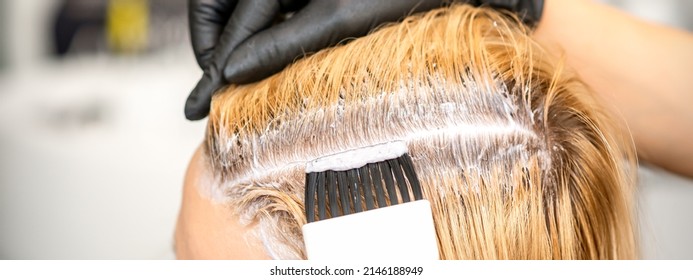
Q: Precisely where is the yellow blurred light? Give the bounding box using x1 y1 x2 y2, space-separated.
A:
106 0 149 54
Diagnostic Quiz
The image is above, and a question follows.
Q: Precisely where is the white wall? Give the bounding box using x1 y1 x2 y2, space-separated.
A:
0 48 205 259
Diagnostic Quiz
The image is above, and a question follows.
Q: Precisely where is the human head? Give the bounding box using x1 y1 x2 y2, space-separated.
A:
175 4 637 259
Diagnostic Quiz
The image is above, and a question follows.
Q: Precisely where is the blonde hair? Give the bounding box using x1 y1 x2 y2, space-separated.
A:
202 4 637 259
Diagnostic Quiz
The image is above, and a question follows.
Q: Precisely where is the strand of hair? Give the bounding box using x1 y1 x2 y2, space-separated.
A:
359 165 376 210
401 154 424 200
379 161 399 206
337 171 351 215
327 170 339 218
370 162 387 208
389 158 411 203
348 169 363 213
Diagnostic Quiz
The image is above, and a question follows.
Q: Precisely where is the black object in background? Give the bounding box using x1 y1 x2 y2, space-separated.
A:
52 0 108 56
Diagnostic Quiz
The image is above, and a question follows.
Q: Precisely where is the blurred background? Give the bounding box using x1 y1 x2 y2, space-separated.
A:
0 0 691 259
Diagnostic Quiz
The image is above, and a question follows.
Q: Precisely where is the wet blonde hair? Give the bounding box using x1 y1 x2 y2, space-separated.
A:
202 4 637 259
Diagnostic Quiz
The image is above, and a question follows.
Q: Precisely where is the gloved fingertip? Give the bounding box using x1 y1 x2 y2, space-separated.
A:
184 95 210 121
184 73 223 120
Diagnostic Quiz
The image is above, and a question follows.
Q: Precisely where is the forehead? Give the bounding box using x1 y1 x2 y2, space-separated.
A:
174 144 269 259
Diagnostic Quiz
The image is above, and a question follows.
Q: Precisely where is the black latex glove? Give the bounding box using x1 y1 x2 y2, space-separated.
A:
185 0 543 120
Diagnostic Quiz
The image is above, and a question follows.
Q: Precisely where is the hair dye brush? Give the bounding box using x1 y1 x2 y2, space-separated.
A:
302 141 439 260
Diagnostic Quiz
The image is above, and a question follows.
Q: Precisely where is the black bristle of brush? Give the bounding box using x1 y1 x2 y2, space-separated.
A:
304 153 423 223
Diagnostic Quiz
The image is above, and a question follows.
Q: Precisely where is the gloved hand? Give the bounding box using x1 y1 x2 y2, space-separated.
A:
185 0 543 120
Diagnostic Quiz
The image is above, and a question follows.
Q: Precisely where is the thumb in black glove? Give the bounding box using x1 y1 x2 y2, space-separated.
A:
185 0 446 120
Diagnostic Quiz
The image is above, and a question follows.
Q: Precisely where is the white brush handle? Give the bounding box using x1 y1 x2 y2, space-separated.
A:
302 200 439 260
